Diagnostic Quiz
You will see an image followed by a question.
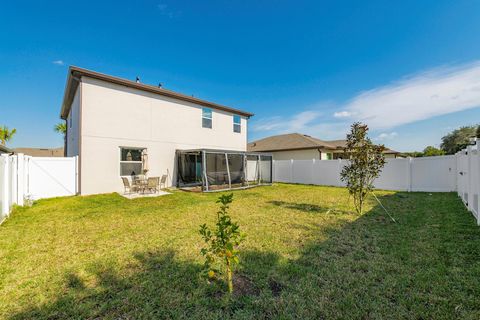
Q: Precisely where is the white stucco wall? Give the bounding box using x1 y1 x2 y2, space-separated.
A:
78 76 248 195
66 86 80 157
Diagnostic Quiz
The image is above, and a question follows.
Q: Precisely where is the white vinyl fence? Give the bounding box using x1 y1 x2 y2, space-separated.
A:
273 139 480 224
1 142 479 225
274 156 457 192
0 154 78 221
456 141 480 223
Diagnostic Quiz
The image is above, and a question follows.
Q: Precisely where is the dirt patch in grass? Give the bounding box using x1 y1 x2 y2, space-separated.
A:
233 274 259 297
268 278 284 297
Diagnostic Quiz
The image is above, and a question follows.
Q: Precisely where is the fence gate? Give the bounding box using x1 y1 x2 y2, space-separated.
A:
26 156 78 200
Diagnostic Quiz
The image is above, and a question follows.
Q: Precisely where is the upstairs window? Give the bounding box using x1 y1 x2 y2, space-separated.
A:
202 108 212 128
233 115 241 133
120 147 145 176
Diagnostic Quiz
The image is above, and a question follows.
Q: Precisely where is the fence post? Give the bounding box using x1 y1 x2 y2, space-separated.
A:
272 159 275 182
16 154 25 206
75 155 79 195
290 159 294 183
311 158 315 185
476 140 480 225
453 153 458 193
338 159 342 186
10 156 17 206
467 145 473 213
407 157 413 192
2 155 10 217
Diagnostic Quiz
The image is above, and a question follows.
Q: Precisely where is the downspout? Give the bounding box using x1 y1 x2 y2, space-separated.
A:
64 119 68 157
317 148 322 160
243 154 248 187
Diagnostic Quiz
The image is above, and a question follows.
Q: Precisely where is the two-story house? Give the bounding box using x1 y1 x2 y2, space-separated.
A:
60 67 255 195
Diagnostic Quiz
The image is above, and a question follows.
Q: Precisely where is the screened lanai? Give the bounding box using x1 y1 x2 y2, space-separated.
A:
176 149 272 192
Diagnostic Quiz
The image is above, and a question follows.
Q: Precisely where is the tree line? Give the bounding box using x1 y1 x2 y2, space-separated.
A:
403 124 480 157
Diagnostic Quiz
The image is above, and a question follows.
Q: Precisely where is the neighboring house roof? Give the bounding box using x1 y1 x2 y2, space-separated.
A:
325 139 399 154
324 139 348 149
60 66 254 120
247 133 399 154
13 147 64 157
0 145 13 154
247 133 337 152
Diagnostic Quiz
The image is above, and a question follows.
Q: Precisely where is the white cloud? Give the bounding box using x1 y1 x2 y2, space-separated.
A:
52 60 64 66
251 61 480 146
157 3 180 18
250 110 353 142
374 132 398 141
340 61 480 129
333 111 352 118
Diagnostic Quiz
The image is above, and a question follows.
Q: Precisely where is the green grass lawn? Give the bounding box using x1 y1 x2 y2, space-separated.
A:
1 184 480 319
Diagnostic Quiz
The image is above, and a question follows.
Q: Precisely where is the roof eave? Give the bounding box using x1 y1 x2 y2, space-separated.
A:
247 145 336 153
60 66 254 120
0 145 13 153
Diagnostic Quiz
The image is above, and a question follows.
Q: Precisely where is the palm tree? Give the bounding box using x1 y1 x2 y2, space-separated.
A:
0 126 17 146
54 122 67 135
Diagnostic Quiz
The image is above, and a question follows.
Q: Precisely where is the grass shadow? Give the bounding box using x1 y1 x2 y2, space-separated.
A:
268 200 351 215
9 192 480 319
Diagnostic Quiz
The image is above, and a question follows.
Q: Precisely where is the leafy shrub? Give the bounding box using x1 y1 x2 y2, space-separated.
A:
199 193 244 293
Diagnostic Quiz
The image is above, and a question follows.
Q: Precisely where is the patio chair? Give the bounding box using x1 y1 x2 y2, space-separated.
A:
160 174 167 190
146 177 160 194
121 177 136 194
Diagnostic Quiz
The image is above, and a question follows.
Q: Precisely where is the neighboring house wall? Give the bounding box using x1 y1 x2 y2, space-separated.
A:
77 76 248 195
66 86 81 157
13 148 64 157
270 149 327 160
271 149 397 161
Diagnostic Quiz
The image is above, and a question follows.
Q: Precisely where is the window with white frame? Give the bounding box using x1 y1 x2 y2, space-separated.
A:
233 115 241 133
202 107 212 128
120 147 145 176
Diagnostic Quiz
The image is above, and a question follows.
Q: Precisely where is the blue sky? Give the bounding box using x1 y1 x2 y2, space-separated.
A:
1 0 480 151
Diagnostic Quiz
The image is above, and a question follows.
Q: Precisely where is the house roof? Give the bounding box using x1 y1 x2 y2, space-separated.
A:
247 133 399 154
13 147 64 157
247 133 338 152
326 139 399 154
60 66 254 120
0 145 13 154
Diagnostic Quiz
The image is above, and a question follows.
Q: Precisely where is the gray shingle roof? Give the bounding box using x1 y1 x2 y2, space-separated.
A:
248 133 399 154
0 145 13 154
247 133 337 152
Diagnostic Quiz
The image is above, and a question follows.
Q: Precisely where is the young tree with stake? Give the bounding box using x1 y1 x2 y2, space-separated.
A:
340 122 387 215
199 193 244 294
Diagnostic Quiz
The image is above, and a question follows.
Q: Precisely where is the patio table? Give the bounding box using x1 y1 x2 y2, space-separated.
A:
133 176 148 193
